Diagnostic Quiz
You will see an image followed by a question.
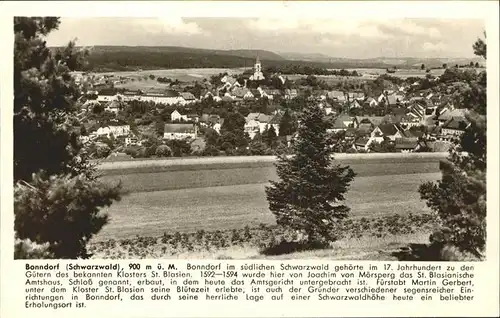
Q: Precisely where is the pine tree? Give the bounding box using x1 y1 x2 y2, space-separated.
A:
279 109 295 137
14 17 121 259
265 104 356 245
419 34 487 258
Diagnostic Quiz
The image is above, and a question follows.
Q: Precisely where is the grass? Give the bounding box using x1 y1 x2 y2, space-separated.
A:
94 172 440 241
88 213 437 260
90 155 444 259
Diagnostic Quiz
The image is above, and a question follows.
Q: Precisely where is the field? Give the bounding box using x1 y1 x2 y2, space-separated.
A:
94 155 444 241
104 68 245 83
97 67 447 91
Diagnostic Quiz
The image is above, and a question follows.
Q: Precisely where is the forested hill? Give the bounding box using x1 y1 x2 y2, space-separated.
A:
53 45 484 72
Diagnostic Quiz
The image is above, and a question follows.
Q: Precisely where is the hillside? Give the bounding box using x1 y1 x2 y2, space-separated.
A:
54 45 484 72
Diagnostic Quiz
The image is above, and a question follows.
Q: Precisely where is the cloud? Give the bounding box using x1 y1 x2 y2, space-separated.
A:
245 18 444 41
132 18 202 35
423 42 447 51
245 18 392 39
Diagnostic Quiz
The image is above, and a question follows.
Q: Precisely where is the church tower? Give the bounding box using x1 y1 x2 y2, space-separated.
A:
255 55 262 73
250 55 265 81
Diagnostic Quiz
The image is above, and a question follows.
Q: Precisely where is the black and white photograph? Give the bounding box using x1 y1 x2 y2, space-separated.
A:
12 15 488 261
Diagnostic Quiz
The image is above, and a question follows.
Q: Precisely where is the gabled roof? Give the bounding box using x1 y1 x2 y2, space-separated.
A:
357 116 384 127
442 117 469 130
246 113 273 123
438 108 467 121
164 123 196 133
394 138 419 149
377 123 400 136
250 89 261 98
179 92 196 100
333 114 354 129
232 88 251 98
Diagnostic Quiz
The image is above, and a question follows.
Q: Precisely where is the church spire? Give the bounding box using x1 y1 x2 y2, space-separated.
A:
256 54 260 64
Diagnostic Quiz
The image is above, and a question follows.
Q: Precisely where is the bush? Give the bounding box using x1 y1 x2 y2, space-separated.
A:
155 145 172 157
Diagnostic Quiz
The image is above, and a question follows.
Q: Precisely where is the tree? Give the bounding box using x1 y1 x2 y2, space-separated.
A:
14 17 121 259
419 35 487 259
262 125 278 149
421 64 425 70
279 109 295 137
442 63 448 69
265 103 356 245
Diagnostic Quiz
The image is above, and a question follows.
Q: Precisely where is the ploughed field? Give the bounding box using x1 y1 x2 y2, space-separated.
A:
94 155 443 241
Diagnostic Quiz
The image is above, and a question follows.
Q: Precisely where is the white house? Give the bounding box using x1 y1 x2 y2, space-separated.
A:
92 124 130 138
163 123 198 140
369 124 405 143
244 113 280 139
171 110 188 122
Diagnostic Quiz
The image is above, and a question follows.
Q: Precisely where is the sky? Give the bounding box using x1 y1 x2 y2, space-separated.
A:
45 17 485 59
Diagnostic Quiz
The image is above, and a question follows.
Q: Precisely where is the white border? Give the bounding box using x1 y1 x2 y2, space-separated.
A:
1 1 499 317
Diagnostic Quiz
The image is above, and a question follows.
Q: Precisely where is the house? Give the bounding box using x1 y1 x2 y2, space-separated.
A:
92 124 130 138
258 87 274 100
221 95 235 102
187 113 199 122
125 134 141 146
328 90 346 102
369 123 405 143
441 117 469 137
347 92 365 101
365 97 378 107
394 138 419 153
244 113 280 139
267 89 282 99
96 94 115 103
437 108 467 125
356 118 376 132
231 88 253 100
220 76 242 90
138 90 184 105
349 100 362 109
163 123 198 140
354 137 371 151
284 89 298 100
330 114 357 132
250 89 262 99
179 92 197 104
171 110 188 122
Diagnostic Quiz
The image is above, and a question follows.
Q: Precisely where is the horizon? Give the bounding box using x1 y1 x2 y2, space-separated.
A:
48 44 481 61
45 17 485 60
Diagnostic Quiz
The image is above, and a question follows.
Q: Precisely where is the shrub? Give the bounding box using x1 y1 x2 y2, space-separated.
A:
155 145 172 157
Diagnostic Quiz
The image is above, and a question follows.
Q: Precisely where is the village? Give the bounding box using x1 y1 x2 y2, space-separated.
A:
73 56 472 160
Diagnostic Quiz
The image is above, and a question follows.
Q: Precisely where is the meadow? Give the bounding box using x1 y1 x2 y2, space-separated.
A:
88 154 446 259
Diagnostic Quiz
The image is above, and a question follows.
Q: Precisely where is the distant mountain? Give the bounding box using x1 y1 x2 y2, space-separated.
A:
55 45 484 72
279 52 484 68
82 46 284 61
279 52 336 62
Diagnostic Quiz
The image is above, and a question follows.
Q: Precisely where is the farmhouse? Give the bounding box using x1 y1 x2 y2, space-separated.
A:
244 113 280 139
179 92 197 104
91 124 130 138
171 110 188 122
163 123 198 140
369 123 405 143
330 114 357 132
441 117 469 137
